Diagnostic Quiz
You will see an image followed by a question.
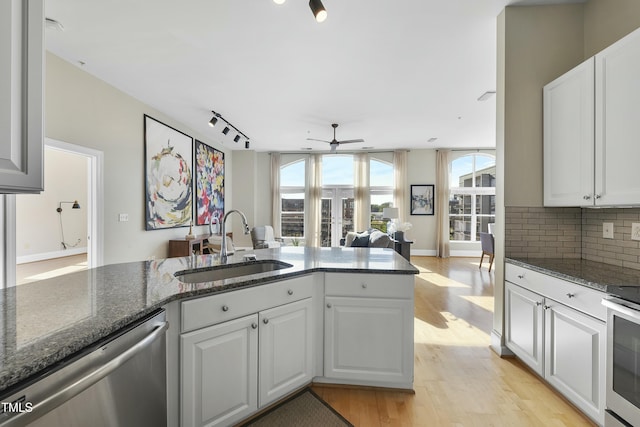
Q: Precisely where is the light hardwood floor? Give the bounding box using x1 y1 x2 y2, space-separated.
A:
312 256 595 427
16 254 87 286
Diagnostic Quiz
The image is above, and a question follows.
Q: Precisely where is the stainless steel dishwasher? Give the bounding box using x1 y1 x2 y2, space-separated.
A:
0 310 168 427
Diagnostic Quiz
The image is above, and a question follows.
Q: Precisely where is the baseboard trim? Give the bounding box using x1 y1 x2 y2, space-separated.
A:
17 247 87 265
411 249 437 256
490 329 514 357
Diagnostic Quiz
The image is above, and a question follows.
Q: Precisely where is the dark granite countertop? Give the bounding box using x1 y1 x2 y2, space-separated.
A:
506 257 640 303
0 247 417 396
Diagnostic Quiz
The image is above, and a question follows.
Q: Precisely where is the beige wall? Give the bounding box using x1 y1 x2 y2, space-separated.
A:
584 0 640 57
45 53 231 265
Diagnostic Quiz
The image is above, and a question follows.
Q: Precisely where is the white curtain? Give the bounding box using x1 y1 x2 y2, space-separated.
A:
306 154 323 247
393 150 408 223
270 153 281 238
353 153 370 231
436 149 450 258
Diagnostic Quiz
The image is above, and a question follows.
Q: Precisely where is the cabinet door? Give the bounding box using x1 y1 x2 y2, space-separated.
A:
259 298 314 407
0 0 44 193
595 27 640 205
181 314 258 427
504 282 544 376
324 296 413 386
543 58 595 207
545 302 605 426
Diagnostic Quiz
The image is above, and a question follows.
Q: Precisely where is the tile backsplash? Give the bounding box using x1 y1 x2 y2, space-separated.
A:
505 206 640 271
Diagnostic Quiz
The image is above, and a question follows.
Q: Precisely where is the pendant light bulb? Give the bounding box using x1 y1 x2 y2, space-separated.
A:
309 0 327 23
273 0 286 4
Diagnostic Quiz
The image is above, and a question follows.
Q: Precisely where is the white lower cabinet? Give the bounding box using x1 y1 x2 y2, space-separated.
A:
181 315 258 427
505 264 605 425
323 273 414 388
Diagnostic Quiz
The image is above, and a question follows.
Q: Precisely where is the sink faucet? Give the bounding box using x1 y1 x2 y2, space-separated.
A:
220 209 250 261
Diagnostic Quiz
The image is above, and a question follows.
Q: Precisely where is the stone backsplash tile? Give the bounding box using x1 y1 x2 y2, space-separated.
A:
505 206 640 271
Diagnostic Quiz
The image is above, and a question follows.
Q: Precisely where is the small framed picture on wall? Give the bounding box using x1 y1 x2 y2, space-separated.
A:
410 184 434 216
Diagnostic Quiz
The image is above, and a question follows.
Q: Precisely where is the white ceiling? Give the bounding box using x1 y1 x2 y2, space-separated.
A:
44 0 581 153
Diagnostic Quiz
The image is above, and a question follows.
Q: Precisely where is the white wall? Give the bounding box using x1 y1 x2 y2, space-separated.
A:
16 148 88 262
45 52 232 265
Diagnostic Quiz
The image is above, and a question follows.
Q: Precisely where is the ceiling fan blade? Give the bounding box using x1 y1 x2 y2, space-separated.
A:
306 138 330 143
337 139 365 144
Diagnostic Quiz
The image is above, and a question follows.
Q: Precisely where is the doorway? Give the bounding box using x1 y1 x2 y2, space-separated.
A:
14 138 103 285
321 188 354 247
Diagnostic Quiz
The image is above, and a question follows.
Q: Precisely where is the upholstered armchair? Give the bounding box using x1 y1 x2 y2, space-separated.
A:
250 226 284 249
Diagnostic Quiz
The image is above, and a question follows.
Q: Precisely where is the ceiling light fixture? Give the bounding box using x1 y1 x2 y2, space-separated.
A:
245 141 250 149
477 91 496 101
428 137 438 143
309 0 327 23
273 0 286 4
208 109 251 147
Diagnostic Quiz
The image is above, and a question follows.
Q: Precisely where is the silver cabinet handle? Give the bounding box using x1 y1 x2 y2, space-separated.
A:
536 301 542 306
595 194 601 199
287 289 293 295
251 323 258 329
263 318 269 324
326 303 332 309
222 305 229 312
566 293 575 298
517 274 525 279
544 305 551 310
583 195 591 200
362 283 367 289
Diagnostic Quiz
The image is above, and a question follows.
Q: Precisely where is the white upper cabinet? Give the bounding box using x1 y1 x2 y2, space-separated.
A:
0 0 44 194
544 27 640 207
543 58 595 207
595 28 640 206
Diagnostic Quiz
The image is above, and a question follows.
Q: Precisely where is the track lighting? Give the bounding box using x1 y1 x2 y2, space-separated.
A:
208 109 250 146
245 140 250 149
309 0 327 23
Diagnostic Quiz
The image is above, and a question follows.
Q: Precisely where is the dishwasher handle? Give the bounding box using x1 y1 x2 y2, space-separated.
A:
2 320 169 427
603 297 640 322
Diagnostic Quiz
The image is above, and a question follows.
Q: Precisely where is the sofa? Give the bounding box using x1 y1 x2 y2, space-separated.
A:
342 229 395 249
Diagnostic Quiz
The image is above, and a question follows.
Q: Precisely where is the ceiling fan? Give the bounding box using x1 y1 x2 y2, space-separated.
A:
307 123 364 153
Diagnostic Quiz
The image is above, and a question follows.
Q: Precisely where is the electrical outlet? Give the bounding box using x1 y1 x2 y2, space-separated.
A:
603 222 614 239
118 213 129 222
632 223 640 241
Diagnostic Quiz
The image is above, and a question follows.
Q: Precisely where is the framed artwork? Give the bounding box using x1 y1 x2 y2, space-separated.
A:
144 115 193 230
195 140 225 226
410 184 434 216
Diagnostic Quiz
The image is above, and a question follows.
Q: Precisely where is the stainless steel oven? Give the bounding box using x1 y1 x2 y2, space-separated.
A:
603 297 640 426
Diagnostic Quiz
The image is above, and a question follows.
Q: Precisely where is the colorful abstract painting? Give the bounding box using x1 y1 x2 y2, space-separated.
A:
195 140 225 226
144 115 193 230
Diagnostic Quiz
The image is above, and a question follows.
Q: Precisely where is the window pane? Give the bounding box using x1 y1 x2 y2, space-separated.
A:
281 160 305 187
322 155 353 186
370 159 393 187
477 215 495 236
450 194 472 215
450 216 471 241
370 194 393 232
342 198 354 237
476 195 495 215
320 198 332 247
281 194 304 237
475 156 496 188
451 157 474 187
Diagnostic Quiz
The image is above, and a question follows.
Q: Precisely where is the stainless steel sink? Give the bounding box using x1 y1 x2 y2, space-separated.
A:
175 260 293 284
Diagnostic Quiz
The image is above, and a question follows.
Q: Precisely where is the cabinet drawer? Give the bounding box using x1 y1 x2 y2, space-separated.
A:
325 273 413 299
181 275 313 333
505 263 605 321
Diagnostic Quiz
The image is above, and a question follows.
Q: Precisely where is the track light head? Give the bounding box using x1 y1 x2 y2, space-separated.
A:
234 135 240 143
309 0 327 22
245 140 250 149
222 126 230 135
208 116 218 127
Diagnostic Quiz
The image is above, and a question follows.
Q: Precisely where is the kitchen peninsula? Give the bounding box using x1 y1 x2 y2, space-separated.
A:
0 247 417 426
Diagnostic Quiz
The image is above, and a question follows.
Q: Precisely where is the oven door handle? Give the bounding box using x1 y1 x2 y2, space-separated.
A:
603 298 640 321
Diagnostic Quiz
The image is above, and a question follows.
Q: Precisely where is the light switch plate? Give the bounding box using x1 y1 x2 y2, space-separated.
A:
603 222 614 239
118 213 129 222
632 223 640 241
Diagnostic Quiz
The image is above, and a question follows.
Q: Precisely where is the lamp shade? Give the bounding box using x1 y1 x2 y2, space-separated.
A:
382 207 399 220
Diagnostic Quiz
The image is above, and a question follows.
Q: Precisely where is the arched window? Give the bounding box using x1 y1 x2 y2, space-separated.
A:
370 159 394 232
449 154 496 241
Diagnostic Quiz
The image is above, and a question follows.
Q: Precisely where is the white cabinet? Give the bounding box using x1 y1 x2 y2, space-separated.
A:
181 314 258 427
595 28 640 206
504 264 605 425
543 58 594 207
180 276 315 427
323 273 414 389
259 298 314 407
0 0 44 193
504 281 544 376
543 27 640 207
